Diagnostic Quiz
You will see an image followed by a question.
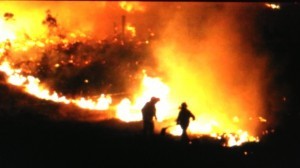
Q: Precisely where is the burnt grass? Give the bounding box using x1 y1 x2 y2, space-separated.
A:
0 76 299 168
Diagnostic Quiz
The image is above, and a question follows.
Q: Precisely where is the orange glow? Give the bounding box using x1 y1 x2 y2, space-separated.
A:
149 3 268 146
126 23 136 37
0 20 16 42
265 3 280 10
73 94 112 111
119 1 145 13
0 61 112 109
116 71 172 122
0 2 271 147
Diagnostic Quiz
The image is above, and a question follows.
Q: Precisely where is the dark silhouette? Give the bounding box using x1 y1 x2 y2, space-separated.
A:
42 10 57 28
141 97 160 137
4 12 14 21
176 102 195 141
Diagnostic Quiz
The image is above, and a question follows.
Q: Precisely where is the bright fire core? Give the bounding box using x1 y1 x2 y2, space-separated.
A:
0 2 270 147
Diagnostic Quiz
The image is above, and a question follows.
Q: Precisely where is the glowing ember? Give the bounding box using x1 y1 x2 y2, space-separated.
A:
259 116 267 123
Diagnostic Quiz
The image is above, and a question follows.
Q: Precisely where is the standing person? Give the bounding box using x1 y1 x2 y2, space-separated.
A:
141 97 160 137
176 102 195 141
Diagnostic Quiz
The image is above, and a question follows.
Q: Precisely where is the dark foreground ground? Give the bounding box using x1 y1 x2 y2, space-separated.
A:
0 79 299 168
0 112 299 168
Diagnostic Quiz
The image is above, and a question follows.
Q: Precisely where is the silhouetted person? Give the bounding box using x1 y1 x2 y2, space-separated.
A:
141 97 160 137
176 102 195 142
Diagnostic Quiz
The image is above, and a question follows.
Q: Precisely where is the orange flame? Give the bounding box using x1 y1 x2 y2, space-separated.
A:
126 23 136 37
0 2 270 147
116 71 172 122
0 57 260 146
265 3 280 10
0 61 112 109
112 69 262 146
119 1 145 13
0 19 16 42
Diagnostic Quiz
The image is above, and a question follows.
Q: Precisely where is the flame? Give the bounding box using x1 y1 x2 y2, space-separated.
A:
116 98 141 122
116 71 172 122
119 1 145 13
0 13 113 112
265 3 280 10
114 71 260 146
0 19 16 42
0 2 271 147
126 23 136 37
1 56 260 146
0 61 69 104
0 61 112 109
224 131 259 147
73 94 112 111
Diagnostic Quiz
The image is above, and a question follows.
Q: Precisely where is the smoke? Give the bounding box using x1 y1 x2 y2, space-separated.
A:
0 2 272 135
0 1 155 96
150 3 270 135
0 1 171 39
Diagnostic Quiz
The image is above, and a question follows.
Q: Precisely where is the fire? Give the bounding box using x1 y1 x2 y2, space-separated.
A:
224 131 259 147
0 55 260 146
126 23 136 37
119 1 145 13
116 71 172 122
0 19 16 42
0 61 69 104
114 70 260 146
265 3 280 10
0 61 113 109
0 2 271 147
73 94 112 111
24 76 70 104
166 115 260 146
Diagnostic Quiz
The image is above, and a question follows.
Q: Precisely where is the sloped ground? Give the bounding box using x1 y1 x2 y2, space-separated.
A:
0 77 299 168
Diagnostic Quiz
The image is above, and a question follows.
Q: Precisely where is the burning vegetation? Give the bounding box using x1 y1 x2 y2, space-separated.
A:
0 2 276 147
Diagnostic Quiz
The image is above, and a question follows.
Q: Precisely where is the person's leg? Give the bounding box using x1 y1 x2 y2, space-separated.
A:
143 121 148 136
149 121 154 135
182 129 187 138
181 126 189 142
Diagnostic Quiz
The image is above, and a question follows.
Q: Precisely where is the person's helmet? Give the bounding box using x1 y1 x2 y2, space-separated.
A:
150 97 160 103
180 102 187 109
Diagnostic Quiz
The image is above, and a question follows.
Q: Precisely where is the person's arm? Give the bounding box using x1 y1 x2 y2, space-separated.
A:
176 112 181 124
154 108 158 120
191 112 196 120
